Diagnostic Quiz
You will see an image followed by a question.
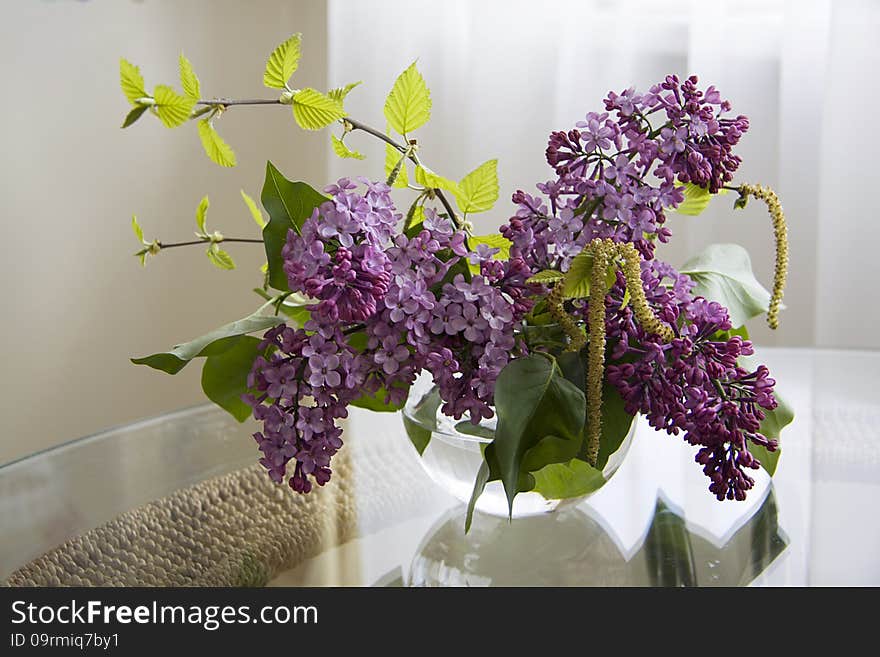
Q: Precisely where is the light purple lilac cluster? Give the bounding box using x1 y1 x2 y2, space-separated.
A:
245 179 530 493
504 74 749 266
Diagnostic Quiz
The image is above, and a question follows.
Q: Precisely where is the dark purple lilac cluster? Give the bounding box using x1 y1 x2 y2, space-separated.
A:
505 75 749 267
245 179 530 492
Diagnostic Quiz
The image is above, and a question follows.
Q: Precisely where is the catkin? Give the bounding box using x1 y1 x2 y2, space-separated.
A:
737 184 789 330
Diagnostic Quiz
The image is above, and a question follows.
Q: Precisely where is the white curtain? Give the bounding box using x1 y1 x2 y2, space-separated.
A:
327 0 880 349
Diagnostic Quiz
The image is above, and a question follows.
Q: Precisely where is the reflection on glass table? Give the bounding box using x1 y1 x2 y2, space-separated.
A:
1 349 878 586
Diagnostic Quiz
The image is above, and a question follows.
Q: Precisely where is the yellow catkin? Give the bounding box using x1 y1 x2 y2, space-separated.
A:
737 184 789 330
547 284 587 353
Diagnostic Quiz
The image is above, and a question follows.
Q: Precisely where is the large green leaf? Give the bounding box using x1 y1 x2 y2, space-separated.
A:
201 336 261 422
292 88 344 130
197 119 237 167
119 58 146 105
680 243 772 328
455 159 499 214
402 389 442 456
595 382 636 470
492 354 586 514
153 84 195 128
260 161 328 291
531 458 605 499
738 354 794 476
263 33 302 89
131 301 284 374
384 62 431 135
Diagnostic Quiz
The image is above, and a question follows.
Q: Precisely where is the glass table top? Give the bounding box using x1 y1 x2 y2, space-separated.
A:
1 348 878 586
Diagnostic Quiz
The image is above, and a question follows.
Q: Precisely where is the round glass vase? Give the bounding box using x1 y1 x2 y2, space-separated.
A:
402 371 637 519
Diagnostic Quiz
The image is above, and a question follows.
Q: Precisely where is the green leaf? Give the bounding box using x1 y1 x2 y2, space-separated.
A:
738 355 794 476
465 460 492 533
197 119 237 167
328 81 361 104
595 381 635 470
526 269 565 285
672 183 712 216
384 142 408 188
455 159 499 214
350 387 407 413
153 84 195 128
207 244 235 270
531 459 605 500
292 88 344 130
560 250 613 299
195 195 209 234
260 161 328 290
331 134 365 160
467 233 511 273
178 53 200 100
402 389 442 456
121 105 149 129
680 243 773 328
131 300 284 374
454 421 495 440
384 62 432 135
131 215 144 243
263 33 302 89
120 58 146 105
240 190 265 229
492 354 586 514
201 336 262 422
414 165 459 194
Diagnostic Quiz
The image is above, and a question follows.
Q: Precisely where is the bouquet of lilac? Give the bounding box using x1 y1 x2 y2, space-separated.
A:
124 34 792 521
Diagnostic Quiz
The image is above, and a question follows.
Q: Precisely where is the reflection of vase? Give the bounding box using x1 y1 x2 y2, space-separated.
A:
407 489 788 587
401 372 637 519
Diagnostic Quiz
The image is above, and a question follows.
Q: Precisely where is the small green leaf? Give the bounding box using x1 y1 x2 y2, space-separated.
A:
562 250 616 299
455 159 499 214
673 183 712 216
328 81 361 104
467 233 512 274
350 386 407 413
121 105 149 128
531 459 605 500
120 58 146 105
414 165 459 194
292 88 345 130
680 243 773 328
195 195 209 234
131 215 144 243
402 389 442 456
526 269 565 285
153 84 195 128
260 161 328 290
384 62 432 135
201 336 262 422
263 33 302 89
384 142 408 188
738 356 794 476
240 190 265 228
132 300 284 374
197 119 237 167
207 244 235 270
331 134 365 160
178 53 200 100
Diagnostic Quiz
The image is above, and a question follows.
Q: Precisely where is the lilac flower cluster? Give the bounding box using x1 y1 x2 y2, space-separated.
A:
602 261 779 501
504 75 749 267
246 179 529 492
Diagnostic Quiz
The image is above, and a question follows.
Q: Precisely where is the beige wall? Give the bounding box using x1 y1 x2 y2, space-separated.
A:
0 0 328 463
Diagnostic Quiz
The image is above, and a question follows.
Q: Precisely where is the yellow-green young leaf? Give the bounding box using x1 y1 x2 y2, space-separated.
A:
563 250 616 299
153 85 195 128
207 245 236 270
178 53 200 100
131 215 144 243
415 165 459 194
328 81 361 104
240 190 265 228
195 196 209 234
384 62 431 135
467 233 511 273
384 143 408 188
197 119 237 167
456 159 499 214
673 183 712 216
121 105 149 129
120 58 146 105
263 33 302 89
331 134 365 160
526 269 565 285
292 88 344 130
